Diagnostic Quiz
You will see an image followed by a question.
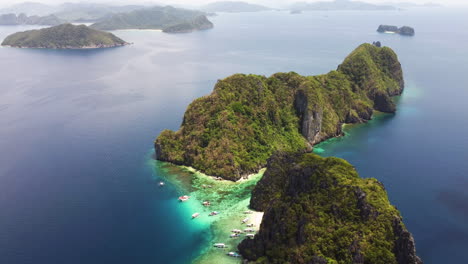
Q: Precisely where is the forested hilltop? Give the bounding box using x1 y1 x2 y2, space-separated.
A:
238 152 422 264
1 24 128 49
90 6 213 33
155 43 404 181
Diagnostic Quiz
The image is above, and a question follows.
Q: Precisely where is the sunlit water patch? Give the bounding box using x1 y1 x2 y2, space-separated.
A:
150 158 264 264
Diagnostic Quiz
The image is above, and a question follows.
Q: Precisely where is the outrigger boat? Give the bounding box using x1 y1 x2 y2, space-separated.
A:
230 233 240 238
231 229 242 234
227 252 241 258
242 217 249 224
202 201 211 206
192 213 200 219
209 211 219 216
178 195 190 202
244 210 253 214
246 223 254 227
159 182 165 187
213 243 226 248
245 234 255 238
244 228 255 233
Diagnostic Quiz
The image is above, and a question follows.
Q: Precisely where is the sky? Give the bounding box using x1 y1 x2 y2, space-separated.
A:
0 0 466 9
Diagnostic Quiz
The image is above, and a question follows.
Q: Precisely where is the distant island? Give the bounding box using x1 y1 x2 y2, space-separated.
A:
378 25 415 36
238 152 422 263
291 0 396 11
0 13 64 26
201 1 271 13
90 6 213 33
155 43 404 181
1 24 129 49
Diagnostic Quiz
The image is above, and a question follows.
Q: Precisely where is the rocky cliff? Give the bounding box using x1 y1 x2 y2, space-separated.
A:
377 25 415 36
239 152 422 264
155 43 404 180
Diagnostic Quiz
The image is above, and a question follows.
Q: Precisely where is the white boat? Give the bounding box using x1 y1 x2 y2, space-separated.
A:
159 182 165 186
244 228 255 233
192 213 200 219
178 195 190 202
244 210 253 214
230 233 240 238
242 217 249 223
245 234 255 238
231 229 242 234
227 252 241 258
246 223 254 227
209 211 219 216
213 243 226 248
202 201 211 206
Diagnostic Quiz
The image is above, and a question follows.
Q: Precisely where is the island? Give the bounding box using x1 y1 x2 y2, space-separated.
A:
155 43 404 181
201 1 271 13
1 23 129 49
377 25 415 36
238 152 422 263
90 6 213 33
290 0 396 11
0 13 64 26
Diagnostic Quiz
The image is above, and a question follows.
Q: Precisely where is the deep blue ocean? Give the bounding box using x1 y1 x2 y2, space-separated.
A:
0 8 467 264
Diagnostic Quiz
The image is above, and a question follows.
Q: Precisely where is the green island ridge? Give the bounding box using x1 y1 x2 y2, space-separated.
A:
90 6 214 33
0 13 65 26
1 23 129 49
155 43 404 181
238 152 422 263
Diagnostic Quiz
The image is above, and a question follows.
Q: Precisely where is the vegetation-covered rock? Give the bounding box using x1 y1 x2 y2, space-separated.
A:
90 6 213 32
377 25 415 36
1 24 128 49
239 152 422 264
163 15 214 33
0 13 64 26
155 43 404 180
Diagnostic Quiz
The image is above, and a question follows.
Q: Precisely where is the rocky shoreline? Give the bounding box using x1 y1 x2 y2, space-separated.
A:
3 42 131 50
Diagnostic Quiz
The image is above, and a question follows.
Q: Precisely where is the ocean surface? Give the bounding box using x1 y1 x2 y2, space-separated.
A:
0 8 467 264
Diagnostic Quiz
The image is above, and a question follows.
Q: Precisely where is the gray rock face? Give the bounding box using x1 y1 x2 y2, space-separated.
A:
373 90 397 113
294 90 323 145
393 218 423 264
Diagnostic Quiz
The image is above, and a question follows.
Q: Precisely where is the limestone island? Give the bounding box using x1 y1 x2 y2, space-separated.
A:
90 6 213 33
238 152 422 263
155 43 423 263
155 43 404 181
377 25 415 36
0 13 65 26
1 23 129 49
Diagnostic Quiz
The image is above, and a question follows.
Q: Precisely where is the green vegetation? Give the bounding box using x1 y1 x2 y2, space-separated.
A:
155 44 404 180
90 6 213 32
239 152 422 264
0 13 64 26
1 24 128 49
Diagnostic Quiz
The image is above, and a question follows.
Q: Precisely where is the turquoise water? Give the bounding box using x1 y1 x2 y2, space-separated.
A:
0 8 468 263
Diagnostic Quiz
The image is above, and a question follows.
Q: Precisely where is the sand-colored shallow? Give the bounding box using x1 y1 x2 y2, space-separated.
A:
152 161 265 263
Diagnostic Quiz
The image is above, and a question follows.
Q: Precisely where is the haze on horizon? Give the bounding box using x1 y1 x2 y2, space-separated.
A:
0 0 466 9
